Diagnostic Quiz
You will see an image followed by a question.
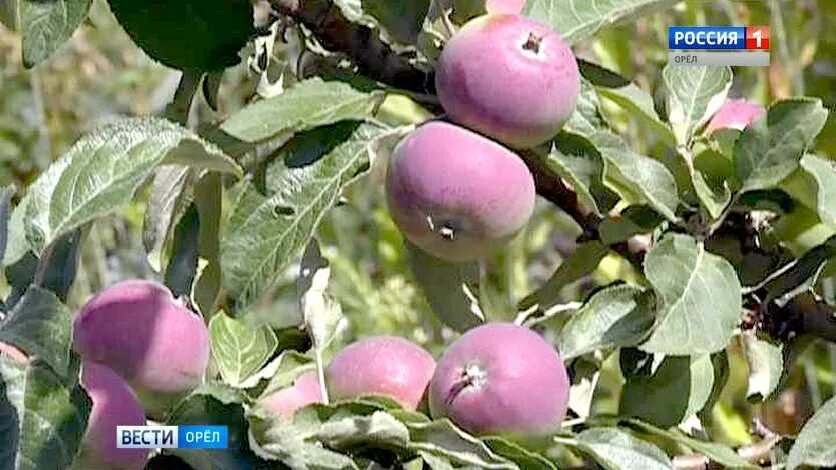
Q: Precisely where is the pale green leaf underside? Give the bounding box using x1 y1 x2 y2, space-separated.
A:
787 395 836 469
20 0 91 67
0 358 90 470
663 65 732 146
209 311 279 387
575 427 673 470
22 117 240 255
523 0 679 44
641 233 741 354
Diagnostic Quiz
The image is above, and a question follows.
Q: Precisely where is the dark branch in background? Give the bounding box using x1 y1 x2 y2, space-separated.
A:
272 0 435 94
761 291 836 343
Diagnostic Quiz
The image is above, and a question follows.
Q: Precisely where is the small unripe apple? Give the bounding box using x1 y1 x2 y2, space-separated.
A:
327 336 436 410
73 280 210 416
74 361 148 470
386 121 536 262
429 323 570 437
436 14 580 148
705 98 766 134
485 0 525 14
259 371 323 418
0 341 27 363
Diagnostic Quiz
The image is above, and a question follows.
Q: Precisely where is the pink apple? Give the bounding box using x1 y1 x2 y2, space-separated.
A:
259 371 323 418
327 336 436 410
436 14 580 148
429 323 570 437
75 361 148 470
386 121 536 262
705 98 766 134
73 280 210 416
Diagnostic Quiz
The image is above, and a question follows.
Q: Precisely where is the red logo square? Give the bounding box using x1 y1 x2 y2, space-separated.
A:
746 26 770 50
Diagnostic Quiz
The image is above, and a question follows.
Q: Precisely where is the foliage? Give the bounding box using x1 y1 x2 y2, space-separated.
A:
0 0 834 469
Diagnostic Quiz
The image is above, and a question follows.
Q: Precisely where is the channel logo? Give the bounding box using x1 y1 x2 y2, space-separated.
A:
117 425 229 449
669 26 769 50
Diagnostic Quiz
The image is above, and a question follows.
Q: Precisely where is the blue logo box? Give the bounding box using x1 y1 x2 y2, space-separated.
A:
178 425 229 449
669 26 746 50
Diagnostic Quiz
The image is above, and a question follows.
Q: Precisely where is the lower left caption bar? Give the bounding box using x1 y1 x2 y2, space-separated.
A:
116 425 229 449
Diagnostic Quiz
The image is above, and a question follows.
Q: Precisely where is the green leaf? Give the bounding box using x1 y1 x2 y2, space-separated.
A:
108 0 252 71
559 284 655 359
0 286 71 376
483 436 558 470
573 427 673 470
787 395 836 469
692 146 733 219
220 122 385 314
734 98 828 193
406 420 517 469
3 200 29 268
0 357 92 470
598 206 663 245
581 61 676 147
620 354 714 428
740 331 783 401
626 419 755 469
22 117 240 255
164 204 200 297
19 0 91 67
0 186 15 264
362 0 429 44
142 166 198 271
754 235 836 305
0 0 17 30
522 0 679 44
315 410 410 450
784 154 836 228
640 234 741 355
519 241 607 313
209 311 279 388
546 133 604 216
220 78 385 143
247 408 360 470
565 85 678 221
406 241 484 333
166 383 263 470
662 65 732 146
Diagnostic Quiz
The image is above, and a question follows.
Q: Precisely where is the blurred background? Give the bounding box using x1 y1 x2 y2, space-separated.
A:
0 0 834 451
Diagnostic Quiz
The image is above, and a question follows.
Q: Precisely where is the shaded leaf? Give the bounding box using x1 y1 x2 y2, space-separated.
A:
142 166 198 271
406 420 517 469
108 0 252 71
0 357 91 470
483 437 558 470
166 383 263 470
0 286 71 376
559 284 655 359
546 133 604 216
362 0 429 44
620 355 714 428
734 98 828 192
784 154 836 228
406 241 483 333
640 234 741 355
